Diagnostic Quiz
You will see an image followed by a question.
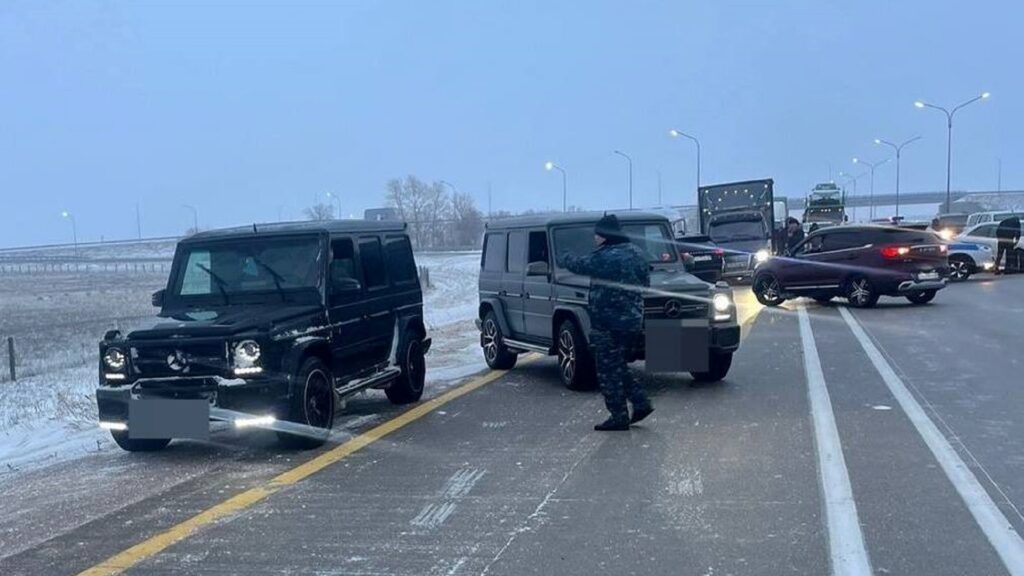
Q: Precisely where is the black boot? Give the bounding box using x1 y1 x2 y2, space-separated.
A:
594 416 630 431
630 405 654 424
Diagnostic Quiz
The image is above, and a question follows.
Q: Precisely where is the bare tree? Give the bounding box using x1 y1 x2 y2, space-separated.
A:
449 192 484 248
386 176 451 248
304 203 335 221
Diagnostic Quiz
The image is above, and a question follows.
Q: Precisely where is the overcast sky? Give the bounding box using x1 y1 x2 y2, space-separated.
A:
0 1 1019 247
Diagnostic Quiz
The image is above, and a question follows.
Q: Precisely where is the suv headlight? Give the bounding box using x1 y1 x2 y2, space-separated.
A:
755 249 770 263
103 348 126 371
712 293 732 313
233 340 261 368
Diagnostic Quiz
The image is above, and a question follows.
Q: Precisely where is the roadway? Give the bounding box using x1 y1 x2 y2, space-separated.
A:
2 275 1024 575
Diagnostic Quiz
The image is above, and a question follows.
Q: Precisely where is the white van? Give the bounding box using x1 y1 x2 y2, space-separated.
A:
965 211 1024 228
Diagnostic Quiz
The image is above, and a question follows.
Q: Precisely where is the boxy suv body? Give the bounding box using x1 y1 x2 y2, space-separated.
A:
97 221 430 451
752 224 949 308
477 212 741 389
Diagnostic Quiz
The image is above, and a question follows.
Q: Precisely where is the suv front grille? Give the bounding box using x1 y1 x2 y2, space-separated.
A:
131 342 228 379
644 296 708 320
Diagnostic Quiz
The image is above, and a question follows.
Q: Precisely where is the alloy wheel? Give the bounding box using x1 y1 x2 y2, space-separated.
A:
950 260 969 280
558 329 576 384
850 278 872 306
482 319 499 363
303 369 333 429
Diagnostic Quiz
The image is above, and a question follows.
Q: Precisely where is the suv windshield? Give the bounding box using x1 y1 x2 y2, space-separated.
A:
553 223 678 264
173 236 323 301
708 219 766 242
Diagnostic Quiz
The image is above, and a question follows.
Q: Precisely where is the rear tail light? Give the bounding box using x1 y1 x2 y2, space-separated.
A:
881 245 911 258
713 248 725 257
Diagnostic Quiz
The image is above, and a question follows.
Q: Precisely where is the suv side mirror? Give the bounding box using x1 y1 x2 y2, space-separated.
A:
152 289 165 308
526 261 550 276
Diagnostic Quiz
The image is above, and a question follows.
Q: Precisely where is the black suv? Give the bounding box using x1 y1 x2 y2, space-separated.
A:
477 212 741 389
97 221 430 451
752 224 949 308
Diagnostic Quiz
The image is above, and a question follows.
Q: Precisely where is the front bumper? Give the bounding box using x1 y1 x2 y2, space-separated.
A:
97 374 292 426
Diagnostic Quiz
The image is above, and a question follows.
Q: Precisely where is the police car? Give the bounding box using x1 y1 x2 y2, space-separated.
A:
945 239 995 281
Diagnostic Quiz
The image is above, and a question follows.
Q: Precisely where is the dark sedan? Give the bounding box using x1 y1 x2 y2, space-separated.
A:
752 225 950 308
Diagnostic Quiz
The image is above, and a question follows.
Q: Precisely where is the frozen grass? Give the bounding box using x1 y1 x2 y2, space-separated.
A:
0 249 484 473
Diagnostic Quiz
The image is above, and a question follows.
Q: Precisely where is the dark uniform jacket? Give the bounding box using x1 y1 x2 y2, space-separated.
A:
562 242 650 333
997 216 1022 242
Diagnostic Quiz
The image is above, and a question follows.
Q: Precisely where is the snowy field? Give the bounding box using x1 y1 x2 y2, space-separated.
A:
0 245 483 475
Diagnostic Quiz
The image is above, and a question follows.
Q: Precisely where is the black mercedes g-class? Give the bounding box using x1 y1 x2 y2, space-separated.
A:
97 220 430 451
476 212 740 390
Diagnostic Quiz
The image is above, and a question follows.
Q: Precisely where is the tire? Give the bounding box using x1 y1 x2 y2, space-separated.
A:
481 311 517 370
110 431 170 452
906 290 937 305
557 319 597 391
948 256 972 282
277 356 335 449
386 330 426 404
753 274 785 307
691 351 733 383
845 276 879 308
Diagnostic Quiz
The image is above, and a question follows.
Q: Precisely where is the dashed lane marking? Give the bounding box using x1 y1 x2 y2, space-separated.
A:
840 306 1024 575
77 356 538 576
798 306 872 576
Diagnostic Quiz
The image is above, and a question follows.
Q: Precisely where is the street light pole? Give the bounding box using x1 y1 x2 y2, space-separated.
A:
669 129 702 194
544 162 568 212
182 204 198 232
325 192 342 218
838 171 869 223
852 157 891 221
60 210 78 256
915 92 990 211
613 150 633 209
874 137 922 219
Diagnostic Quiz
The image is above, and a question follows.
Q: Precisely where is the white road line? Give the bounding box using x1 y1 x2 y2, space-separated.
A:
839 306 1024 575
797 306 872 576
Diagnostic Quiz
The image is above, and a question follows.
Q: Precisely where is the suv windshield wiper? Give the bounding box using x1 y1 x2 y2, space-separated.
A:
251 256 288 301
194 263 231 305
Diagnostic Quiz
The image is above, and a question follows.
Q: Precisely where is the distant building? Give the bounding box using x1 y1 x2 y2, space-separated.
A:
364 207 400 221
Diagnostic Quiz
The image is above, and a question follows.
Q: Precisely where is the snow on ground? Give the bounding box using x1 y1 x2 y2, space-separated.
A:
0 249 484 476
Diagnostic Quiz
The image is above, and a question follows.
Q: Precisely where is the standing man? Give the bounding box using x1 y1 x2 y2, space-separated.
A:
785 217 805 254
995 215 1022 274
561 214 653 431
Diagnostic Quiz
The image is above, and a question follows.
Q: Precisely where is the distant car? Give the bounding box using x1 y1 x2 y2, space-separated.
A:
929 213 969 240
965 211 1024 228
945 239 995 281
752 224 949 308
676 234 724 283
97 220 431 452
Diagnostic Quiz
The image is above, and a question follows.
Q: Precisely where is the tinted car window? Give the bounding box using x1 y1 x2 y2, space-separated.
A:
175 237 321 298
507 231 527 273
482 233 506 272
821 231 867 251
554 223 677 265
359 237 387 288
528 231 549 264
385 236 417 284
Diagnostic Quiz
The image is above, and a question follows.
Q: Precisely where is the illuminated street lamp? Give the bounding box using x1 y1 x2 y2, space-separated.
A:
914 92 991 211
60 210 78 256
874 136 922 219
852 157 891 220
669 129 702 192
837 171 869 223
612 150 634 210
544 161 568 212
325 192 342 218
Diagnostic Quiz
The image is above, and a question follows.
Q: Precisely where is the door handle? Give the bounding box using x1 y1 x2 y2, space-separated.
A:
498 290 507 296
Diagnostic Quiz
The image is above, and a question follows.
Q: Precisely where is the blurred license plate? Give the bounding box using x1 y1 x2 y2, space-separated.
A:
693 255 712 262
918 271 939 280
129 399 209 439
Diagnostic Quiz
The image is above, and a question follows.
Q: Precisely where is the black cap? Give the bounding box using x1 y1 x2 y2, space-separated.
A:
595 213 627 244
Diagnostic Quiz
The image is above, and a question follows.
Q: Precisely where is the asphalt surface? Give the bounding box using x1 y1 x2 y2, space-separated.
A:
3 275 1024 575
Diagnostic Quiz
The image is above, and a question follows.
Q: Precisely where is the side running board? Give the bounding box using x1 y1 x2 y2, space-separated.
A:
336 367 402 396
502 338 550 354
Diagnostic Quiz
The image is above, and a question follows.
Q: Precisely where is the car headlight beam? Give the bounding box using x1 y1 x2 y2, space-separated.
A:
755 249 770 263
712 293 732 313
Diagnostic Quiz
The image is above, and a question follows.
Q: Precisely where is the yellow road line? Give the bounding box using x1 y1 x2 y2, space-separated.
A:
78 357 536 576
